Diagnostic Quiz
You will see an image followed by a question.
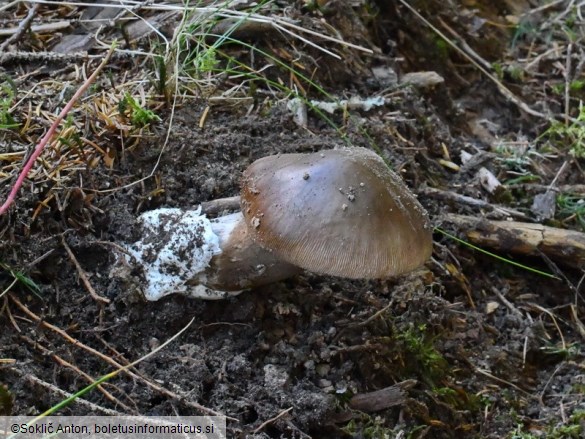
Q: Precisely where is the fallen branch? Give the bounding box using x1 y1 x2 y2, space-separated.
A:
443 214 585 270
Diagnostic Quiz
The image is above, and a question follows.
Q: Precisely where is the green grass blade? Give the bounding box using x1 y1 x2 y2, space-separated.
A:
435 227 559 279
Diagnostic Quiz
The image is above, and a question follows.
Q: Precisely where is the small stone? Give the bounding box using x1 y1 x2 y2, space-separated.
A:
255 264 266 274
316 364 330 377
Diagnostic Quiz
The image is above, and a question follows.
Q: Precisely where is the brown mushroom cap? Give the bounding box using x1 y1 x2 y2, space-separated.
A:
240 147 432 279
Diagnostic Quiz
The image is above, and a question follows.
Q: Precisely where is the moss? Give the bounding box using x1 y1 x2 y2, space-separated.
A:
396 324 448 386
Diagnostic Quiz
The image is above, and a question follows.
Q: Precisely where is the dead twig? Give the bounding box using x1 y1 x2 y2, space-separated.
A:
564 43 573 125
21 372 124 416
538 364 564 405
0 51 107 64
253 407 293 434
9 295 232 419
333 300 394 343
526 303 567 351
61 237 111 304
420 187 529 220
396 0 557 122
4 297 20 333
20 334 135 413
0 3 40 52
200 195 241 216
443 214 585 270
505 183 585 196
491 286 523 318
475 368 536 399
0 20 70 38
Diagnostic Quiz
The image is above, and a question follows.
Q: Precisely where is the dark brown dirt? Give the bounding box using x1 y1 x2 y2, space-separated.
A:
1 1 584 438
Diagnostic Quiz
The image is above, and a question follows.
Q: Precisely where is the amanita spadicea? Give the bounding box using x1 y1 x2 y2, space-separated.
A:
125 147 432 300
240 147 432 278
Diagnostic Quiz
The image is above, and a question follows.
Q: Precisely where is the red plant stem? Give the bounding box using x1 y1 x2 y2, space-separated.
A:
0 45 116 216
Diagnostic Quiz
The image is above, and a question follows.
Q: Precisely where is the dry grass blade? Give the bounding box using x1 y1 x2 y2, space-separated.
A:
253 407 293 434
16 371 124 415
61 238 111 304
475 368 536 399
25 0 372 56
0 44 116 216
19 334 135 413
396 0 557 122
9 295 231 418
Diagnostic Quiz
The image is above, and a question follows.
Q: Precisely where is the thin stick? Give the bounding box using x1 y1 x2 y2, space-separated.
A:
20 334 135 412
491 286 522 318
564 42 573 125
528 303 567 351
396 0 555 122
0 43 116 216
475 368 535 398
23 373 124 416
4 297 20 332
61 238 111 304
253 407 293 434
200 195 241 215
420 187 528 219
0 51 92 64
0 20 70 37
0 3 39 52
9 295 231 418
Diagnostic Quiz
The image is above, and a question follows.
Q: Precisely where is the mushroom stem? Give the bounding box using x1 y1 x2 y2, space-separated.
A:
125 208 299 301
203 212 301 291
200 196 241 216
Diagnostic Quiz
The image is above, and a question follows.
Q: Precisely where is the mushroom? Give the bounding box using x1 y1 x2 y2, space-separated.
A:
125 147 432 300
240 147 432 278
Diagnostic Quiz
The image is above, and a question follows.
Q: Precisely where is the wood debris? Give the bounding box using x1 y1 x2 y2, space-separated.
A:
444 214 585 269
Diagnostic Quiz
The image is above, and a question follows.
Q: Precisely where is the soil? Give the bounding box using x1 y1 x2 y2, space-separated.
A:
1 1 584 438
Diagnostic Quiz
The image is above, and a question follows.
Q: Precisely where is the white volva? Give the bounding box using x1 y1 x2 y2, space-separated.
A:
126 208 242 300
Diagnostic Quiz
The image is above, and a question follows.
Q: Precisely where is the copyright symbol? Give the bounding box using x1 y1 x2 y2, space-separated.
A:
11 424 19 433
